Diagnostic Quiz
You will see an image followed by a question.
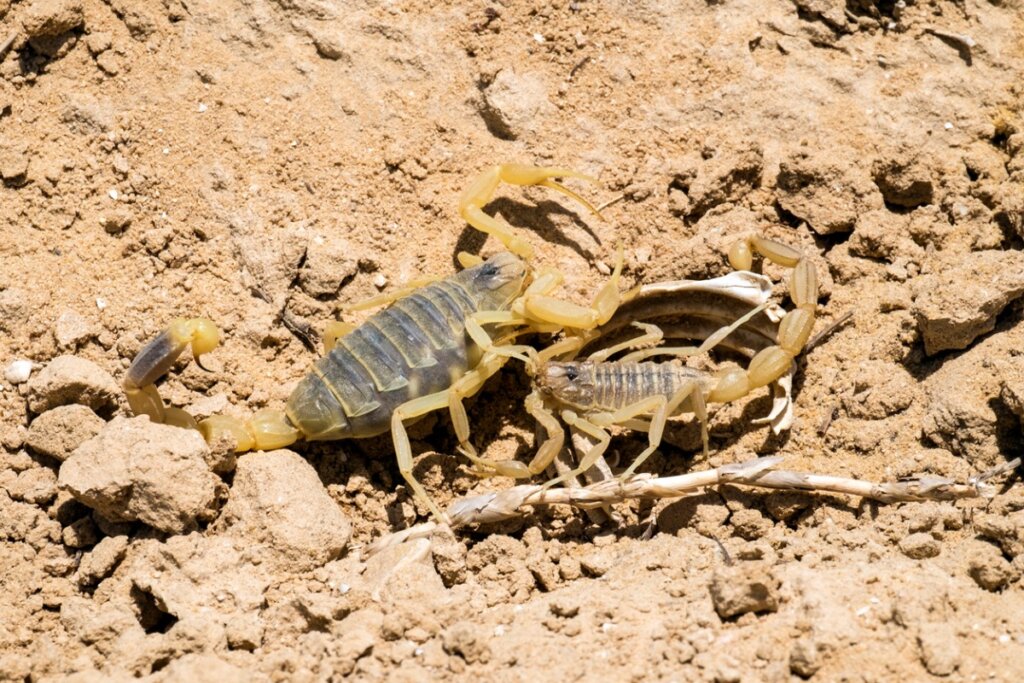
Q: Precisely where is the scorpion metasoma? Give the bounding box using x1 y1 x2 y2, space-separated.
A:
519 234 818 488
123 164 624 519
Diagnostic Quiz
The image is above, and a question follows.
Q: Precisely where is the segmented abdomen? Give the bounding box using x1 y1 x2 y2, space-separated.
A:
592 361 706 411
285 279 482 440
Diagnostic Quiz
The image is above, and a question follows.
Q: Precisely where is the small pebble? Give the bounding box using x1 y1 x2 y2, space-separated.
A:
373 273 388 289
899 533 941 559
5 359 34 384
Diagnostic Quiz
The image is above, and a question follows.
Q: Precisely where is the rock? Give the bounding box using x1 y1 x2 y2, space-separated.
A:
478 69 554 140
872 147 935 208
61 515 100 548
60 596 141 647
298 233 360 297
128 534 272 624
99 208 132 234
775 148 883 234
4 359 34 384
1000 357 1024 423
899 533 941 559
788 637 821 677
26 404 105 461
967 541 1014 591
913 251 1024 355
921 351 1004 466
85 31 111 55
974 511 1024 559
686 142 764 219
77 534 128 585
225 613 263 651
25 355 120 414
442 621 491 664
848 210 922 262
230 218 306 312
993 179 1024 239
709 563 780 618
308 26 349 61
60 93 114 135
58 417 221 534
334 629 376 675
917 623 960 676
0 145 29 185
7 467 58 505
146 654 250 683
21 0 84 38
579 547 615 577
54 310 97 349
216 450 351 570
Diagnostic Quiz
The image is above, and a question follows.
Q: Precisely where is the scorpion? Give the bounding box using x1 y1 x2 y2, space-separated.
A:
515 234 818 488
122 164 626 520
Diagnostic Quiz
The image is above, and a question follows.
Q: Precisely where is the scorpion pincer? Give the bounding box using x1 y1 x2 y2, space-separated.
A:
121 164 622 520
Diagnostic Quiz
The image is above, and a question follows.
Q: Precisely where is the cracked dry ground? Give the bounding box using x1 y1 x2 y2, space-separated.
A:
2 0 1024 681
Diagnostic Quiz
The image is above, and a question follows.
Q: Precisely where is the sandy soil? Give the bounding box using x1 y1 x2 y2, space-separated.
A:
2 0 1024 680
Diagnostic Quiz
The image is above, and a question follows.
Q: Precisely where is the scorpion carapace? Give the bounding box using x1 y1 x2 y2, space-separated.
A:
122 165 621 520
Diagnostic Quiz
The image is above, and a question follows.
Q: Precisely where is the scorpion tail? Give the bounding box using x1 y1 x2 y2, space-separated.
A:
123 318 219 426
710 235 818 403
123 317 301 452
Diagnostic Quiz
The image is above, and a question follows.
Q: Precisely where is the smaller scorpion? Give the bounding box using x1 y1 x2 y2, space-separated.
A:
518 235 818 487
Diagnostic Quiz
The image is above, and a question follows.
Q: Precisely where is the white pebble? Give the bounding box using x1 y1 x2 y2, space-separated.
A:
162 147 171 155
373 273 388 289
533 33 545 43
4 359 34 384
96 298 108 310
198 102 208 113
944 121 954 130
108 188 119 200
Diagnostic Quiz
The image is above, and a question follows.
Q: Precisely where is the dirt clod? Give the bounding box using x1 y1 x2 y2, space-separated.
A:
21 0 83 38
478 69 553 141
77 534 128 586
775 149 882 234
26 405 105 461
913 251 1024 355
709 563 780 619
917 623 961 676
215 450 352 570
25 356 119 414
58 417 221 533
899 533 941 560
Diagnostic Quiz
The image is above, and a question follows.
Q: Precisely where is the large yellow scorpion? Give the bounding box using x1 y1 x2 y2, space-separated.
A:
123 165 624 519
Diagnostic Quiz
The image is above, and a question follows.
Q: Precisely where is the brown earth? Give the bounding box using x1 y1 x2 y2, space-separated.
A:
2 0 1024 680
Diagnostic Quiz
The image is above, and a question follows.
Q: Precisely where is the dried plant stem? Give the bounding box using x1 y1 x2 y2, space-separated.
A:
366 457 996 556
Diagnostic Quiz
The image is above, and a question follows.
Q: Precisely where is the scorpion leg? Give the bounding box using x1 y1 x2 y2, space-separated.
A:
391 391 458 521
459 164 601 260
123 318 219 429
540 410 612 490
346 275 444 313
586 322 664 363
709 235 818 403
618 380 708 480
